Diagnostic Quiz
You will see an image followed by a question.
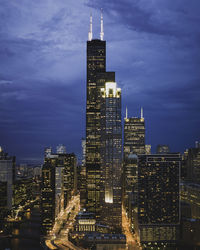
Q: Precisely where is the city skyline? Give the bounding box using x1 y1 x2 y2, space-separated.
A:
0 0 200 163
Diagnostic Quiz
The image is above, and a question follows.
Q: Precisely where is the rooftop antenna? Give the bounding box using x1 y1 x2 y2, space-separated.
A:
88 13 93 41
100 9 104 40
141 107 144 119
126 106 128 119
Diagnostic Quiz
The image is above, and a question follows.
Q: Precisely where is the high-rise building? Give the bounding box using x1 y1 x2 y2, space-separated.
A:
136 154 180 248
85 13 117 221
123 154 138 221
183 142 200 184
0 147 15 229
86 16 106 218
123 108 145 160
100 82 122 231
41 155 56 235
41 147 77 235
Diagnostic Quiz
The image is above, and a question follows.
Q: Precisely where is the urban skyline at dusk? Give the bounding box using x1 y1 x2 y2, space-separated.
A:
1 1 200 249
0 0 200 163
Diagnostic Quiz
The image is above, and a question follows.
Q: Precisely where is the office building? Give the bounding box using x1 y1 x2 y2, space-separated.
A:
183 142 200 184
156 144 170 154
124 107 145 160
0 147 15 229
41 147 77 235
85 12 118 222
41 155 56 235
136 154 180 248
100 82 122 231
123 154 138 220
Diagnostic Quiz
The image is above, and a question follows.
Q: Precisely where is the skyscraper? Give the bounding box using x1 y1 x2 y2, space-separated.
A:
86 12 115 220
124 108 145 160
100 82 122 231
136 154 180 248
41 147 77 235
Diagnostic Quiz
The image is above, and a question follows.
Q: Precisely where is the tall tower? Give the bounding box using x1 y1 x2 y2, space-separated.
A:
100 82 122 231
85 13 117 221
86 14 106 218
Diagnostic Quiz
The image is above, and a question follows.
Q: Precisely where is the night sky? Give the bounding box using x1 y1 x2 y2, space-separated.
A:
0 0 200 163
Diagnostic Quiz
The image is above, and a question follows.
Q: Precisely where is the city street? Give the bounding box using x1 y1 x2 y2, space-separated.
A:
122 206 141 250
46 194 81 250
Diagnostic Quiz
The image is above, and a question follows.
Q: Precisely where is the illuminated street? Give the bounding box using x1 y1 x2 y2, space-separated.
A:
122 206 141 250
46 193 81 250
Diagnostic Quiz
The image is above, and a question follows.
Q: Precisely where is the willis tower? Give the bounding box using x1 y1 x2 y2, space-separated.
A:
85 11 122 231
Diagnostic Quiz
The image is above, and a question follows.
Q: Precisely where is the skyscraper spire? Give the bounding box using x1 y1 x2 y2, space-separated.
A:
88 13 93 41
100 9 104 41
141 107 144 119
126 106 128 119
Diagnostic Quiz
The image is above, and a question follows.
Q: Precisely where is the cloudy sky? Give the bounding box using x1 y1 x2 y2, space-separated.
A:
0 0 200 163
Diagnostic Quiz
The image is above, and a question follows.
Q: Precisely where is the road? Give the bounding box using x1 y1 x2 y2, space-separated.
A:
46 194 81 250
122 206 142 250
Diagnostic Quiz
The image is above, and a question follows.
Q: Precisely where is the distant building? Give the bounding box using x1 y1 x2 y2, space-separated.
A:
56 144 67 154
183 142 200 184
124 107 145 160
0 148 15 229
156 144 170 154
100 82 122 232
145 144 151 154
136 154 180 248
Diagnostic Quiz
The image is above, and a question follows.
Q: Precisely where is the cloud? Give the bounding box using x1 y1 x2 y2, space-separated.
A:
0 0 199 161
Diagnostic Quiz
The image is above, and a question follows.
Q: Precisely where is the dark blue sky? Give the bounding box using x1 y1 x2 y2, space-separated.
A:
0 0 200 163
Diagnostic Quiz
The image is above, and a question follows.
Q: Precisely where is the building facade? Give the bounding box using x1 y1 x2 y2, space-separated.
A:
41 147 77 235
124 109 145 160
85 14 122 228
136 154 180 248
100 82 122 231
0 147 15 229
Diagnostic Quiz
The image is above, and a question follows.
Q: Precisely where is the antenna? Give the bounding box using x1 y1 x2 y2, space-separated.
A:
88 13 93 41
126 106 128 119
141 107 144 119
100 9 104 40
